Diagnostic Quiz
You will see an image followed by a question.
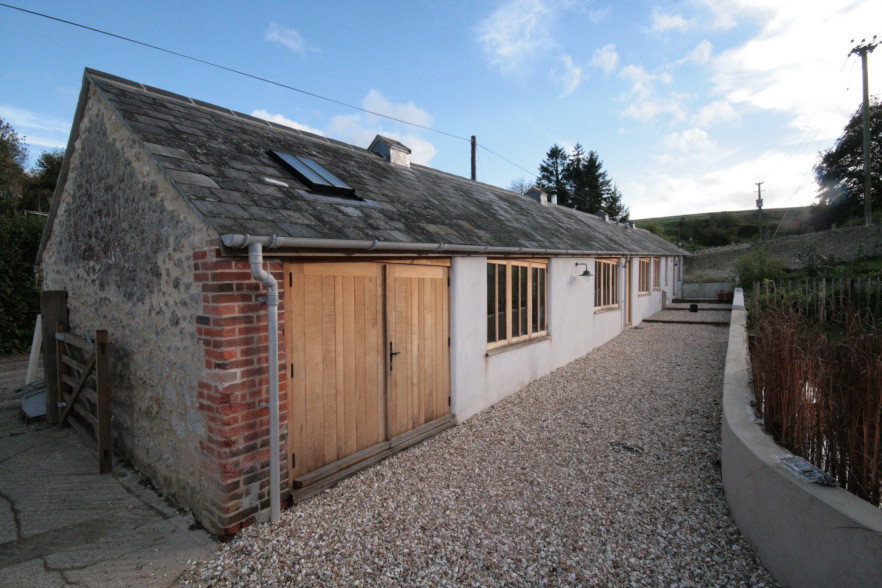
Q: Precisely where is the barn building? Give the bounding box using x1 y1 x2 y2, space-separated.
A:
36 69 685 535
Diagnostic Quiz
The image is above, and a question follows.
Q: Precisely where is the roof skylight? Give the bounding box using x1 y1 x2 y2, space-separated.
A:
269 151 355 197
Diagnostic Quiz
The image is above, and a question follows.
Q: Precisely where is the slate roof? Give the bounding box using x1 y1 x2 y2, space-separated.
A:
71 69 685 256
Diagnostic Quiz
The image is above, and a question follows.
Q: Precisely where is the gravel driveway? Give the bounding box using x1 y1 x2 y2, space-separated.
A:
183 323 774 586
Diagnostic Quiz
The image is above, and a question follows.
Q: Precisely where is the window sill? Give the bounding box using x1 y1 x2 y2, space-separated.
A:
594 306 620 314
486 335 551 356
638 292 650 297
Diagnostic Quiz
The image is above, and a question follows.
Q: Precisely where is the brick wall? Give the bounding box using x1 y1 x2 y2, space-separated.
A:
193 247 288 534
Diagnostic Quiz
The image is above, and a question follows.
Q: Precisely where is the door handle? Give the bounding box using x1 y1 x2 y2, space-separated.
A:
389 341 401 370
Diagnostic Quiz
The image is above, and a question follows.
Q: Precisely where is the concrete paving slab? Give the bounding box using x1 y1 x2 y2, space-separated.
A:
0 354 217 587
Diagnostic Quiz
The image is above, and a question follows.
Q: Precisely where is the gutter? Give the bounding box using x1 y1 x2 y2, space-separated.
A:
246 243 281 524
221 234 685 258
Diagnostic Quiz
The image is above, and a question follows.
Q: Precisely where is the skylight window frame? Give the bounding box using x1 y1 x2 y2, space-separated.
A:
269 150 356 198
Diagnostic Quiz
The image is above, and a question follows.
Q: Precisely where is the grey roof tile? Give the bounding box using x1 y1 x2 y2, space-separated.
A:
89 69 685 256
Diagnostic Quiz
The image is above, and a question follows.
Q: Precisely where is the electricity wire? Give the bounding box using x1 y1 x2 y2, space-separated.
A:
0 1 537 179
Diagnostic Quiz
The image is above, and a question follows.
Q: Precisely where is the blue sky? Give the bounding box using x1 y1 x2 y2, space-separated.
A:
1 0 879 218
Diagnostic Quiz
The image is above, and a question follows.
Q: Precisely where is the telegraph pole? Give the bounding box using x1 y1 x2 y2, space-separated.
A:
850 36 878 225
755 182 764 241
470 135 477 181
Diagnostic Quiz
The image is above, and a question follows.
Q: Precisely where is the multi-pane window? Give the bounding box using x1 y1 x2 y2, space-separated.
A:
487 260 547 348
653 258 661 290
638 258 651 294
594 258 619 310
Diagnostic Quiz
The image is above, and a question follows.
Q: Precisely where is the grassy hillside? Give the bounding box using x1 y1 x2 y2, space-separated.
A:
634 206 814 250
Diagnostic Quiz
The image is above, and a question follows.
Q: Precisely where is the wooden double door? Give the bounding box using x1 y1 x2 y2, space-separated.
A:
285 261 450 486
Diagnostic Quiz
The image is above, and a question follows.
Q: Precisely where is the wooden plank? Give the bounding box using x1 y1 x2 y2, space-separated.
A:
71 400 97 430
333 275 345 461
389 414 454 449
55 323 67 426
53 332 94 352
342 276 356 457
41 290 68 424
392 265 446 279
304 274 325 473
303 262 381 277
96 330 111 474
354 276 367 450
287 263 307 479
293 440 390 488
410 277 421 430
61 354 88 373
321 275 338 467
366 273 383 443
441 268 451 418
434 276 445 419
59 352 96 426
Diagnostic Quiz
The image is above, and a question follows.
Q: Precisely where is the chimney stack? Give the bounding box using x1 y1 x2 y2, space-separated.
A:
368 135 411 168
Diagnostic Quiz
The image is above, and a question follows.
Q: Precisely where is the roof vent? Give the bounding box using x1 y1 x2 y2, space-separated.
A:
369 135 411 168
525 186 548 205
595 210 610 222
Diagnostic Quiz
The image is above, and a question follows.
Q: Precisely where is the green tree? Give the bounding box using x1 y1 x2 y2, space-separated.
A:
813 99 881 227
536 144 571 206
1 118 28 199
604 184 629 221
21 148 64 212
509 177 534 194
565 144 609 214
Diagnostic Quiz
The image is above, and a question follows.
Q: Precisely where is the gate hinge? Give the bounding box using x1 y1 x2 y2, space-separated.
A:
448 396 451 406
292 454 296 468
448 336 450 347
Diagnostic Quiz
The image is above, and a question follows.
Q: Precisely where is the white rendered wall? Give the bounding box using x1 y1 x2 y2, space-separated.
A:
451 256 672 423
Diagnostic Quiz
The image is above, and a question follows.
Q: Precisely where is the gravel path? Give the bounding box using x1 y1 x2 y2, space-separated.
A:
183 323 774 586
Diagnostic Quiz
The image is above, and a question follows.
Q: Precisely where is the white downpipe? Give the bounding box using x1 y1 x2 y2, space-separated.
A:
247 243 280 524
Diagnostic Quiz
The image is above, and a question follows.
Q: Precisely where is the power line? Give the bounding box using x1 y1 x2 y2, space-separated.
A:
0 2 480 147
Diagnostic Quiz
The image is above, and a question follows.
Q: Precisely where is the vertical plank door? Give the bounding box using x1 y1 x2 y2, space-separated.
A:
286 262 385 479
385 264 450 439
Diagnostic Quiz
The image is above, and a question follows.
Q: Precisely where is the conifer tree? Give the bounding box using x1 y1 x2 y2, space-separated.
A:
536 144 570 206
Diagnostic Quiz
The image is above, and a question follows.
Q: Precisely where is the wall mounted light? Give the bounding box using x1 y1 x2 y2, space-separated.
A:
574 262 592 277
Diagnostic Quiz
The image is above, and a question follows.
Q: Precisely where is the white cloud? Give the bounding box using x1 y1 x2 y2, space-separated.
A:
265 23 312 55
692 100 738 126
251 109 324 136
662 128 716 153
0 105 70 134
650 9 694 33
324 91 438 165
552 54 583 97
477 0 553 73
680 40 713 65
624 148 818 219
361 90 434 128
588 7 610 23
20 135 67 150
590 43 619 75
622 98 687 122
708 1 879 142
618 65 656 96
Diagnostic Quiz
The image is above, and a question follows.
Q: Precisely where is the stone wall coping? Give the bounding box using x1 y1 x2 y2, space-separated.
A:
721 288 882 587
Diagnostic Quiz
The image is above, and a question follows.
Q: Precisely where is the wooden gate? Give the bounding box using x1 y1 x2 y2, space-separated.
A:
55 326 111 473
286 261 451 494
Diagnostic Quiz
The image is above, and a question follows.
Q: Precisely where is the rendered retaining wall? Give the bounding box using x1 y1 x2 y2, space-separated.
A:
681 282 734 299
721 289 882 587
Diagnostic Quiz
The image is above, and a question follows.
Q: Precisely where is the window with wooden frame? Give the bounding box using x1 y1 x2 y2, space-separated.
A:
594 258 619 310
638 258 651 294
487 260 548 348
653 258 661 290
